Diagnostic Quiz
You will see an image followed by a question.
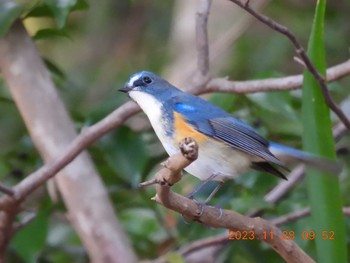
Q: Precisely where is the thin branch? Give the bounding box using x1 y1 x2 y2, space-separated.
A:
333 122 347 141
0 101 139 206
179 234 230 258
264 165 305 205
196 0 213 76
12 212 36 233
271 208 310 226
228 0 350 130
343 207 350 216
249 120 346 218
204 59 350 93
0 183 14 196
272 207 350 226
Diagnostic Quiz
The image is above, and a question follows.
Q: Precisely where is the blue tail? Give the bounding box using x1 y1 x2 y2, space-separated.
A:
269 142 342 175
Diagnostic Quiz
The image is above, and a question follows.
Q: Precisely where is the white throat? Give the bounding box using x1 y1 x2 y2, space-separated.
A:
129 90 177 155
129 90 163 123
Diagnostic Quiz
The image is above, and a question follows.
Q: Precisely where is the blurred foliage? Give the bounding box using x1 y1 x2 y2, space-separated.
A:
0 0 349 262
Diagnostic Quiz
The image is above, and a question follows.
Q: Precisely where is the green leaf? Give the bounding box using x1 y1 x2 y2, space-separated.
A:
45 0 77 28
102 126 150 188
301 1 348 262
43 58 66 79
0 1 24 37
33 28 70 41
246 92 296 121
166 252 186 263
24 5 53 18
208 93 237 112
44 0 88 28
12 209 49 263
72 0 89 11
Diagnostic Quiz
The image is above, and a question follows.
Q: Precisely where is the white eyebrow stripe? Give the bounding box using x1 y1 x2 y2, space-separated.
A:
128 72 143 87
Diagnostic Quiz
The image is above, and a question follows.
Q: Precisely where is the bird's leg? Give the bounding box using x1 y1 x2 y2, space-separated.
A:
203 180 225 218
186 173 218 200
204 180 225 205
186 173 223 218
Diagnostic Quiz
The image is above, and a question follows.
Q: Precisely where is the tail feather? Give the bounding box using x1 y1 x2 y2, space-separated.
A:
269 142 342 175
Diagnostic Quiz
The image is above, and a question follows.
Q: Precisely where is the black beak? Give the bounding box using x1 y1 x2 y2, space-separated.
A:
119 83 132 93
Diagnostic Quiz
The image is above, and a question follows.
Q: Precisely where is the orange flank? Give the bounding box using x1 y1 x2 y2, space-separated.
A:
173 112 209 144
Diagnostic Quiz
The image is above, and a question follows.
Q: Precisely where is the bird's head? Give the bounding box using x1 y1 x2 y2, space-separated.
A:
119 71 178 102
120 71 182 118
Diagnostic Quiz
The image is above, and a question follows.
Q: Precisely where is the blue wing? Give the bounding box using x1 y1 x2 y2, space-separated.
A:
173 95 288 178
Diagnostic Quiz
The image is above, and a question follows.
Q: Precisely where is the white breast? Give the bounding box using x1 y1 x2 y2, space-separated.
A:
129 91 178 155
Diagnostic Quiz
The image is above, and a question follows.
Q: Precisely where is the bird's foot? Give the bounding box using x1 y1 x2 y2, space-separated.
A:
192 198 206 217
180 197 205 223
192 199 223 219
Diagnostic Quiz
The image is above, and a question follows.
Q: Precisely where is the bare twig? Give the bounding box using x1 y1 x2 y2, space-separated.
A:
264 165 305 204
271 208 310 226
196 0 213 76
333 122 347 141
0 183 14 196
343 207 350 216
12 212 36 233
272 207 350 226
179 234 230 258
260 119 347 209
10 101 139 201
204 59 350 93
139 179 159 187
0 100 140 207
228 0 350 130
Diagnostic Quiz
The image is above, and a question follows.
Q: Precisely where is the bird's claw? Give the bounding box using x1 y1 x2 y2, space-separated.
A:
192 198 206 217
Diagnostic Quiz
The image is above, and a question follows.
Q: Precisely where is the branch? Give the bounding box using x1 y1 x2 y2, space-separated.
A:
0 183 14 196
272 207 350 226
271 208 310 226
9 101 139 201
228 0 350 130
0 102 138 204
204 59 350 94
12 212 36 233
264 165 305 205
147 138 314 263
154 180 314 263
196 0 212 76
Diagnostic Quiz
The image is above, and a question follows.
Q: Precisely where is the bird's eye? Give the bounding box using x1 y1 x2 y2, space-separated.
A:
143 76 152 84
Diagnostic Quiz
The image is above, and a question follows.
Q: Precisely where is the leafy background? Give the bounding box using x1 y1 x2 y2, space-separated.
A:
0 0 349 262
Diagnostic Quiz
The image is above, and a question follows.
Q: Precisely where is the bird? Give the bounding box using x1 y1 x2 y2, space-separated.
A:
119 71 340 204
